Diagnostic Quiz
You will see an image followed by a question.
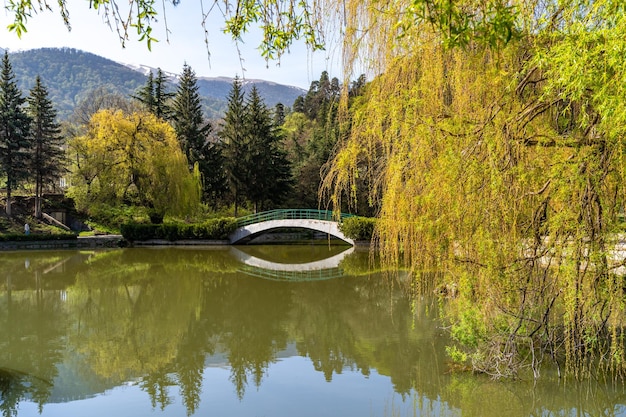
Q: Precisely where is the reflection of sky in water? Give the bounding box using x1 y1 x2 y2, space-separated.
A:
19 357 453 417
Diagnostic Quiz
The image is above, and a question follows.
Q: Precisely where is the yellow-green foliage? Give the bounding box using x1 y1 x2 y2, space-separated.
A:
322 0 626 378
68 109 201 219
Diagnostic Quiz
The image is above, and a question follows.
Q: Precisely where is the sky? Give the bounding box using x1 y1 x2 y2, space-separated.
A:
0 0 342 89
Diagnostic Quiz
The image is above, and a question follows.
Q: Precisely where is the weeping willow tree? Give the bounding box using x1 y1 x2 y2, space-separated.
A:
321 1 626 379
68 109 202 221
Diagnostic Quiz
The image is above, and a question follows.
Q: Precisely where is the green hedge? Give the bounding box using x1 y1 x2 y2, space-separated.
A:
0 233 78 242
121 218 238 241
339 217 377 241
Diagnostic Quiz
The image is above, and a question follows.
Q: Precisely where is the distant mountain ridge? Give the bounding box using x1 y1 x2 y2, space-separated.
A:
2 47 306 120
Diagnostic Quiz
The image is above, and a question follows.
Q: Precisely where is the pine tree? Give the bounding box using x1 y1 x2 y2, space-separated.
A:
198 140 227 211
134 68 174 120
219 77 248 217
0 52 31 216
153 68 174 120
27 76 66 218
274 103 286 126
245 86 292 212
171 64 211 167
133 71 156 112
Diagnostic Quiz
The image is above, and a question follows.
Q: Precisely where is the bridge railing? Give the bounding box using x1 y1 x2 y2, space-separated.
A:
236 209 354 227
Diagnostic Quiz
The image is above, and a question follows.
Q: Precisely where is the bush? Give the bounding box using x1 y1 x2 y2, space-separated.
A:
121 218 238 242
339 216 377 241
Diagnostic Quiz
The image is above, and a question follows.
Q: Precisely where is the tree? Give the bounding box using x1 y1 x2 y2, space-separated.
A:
5 1 326 60
69 86 135 127
68 109 201 221
65 86 135 145
134 68 173 120
244 86 292 212
171 64 211 168
318 0 626 379
27 75 66 218
133 71 156 113
0 51 31 216
273 103 285 126
219 77 248 217
198 139 227 211
153 69 173 120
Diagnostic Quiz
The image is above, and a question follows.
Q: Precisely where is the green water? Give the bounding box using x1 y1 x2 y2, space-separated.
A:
0 246 625 416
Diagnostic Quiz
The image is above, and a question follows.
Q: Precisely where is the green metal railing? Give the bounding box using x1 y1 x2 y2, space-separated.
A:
236 209 354 228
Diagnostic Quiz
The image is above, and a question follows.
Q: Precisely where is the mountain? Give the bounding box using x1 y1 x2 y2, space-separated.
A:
5 48 306 120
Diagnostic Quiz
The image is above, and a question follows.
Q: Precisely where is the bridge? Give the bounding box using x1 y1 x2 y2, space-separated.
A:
229 209 355 245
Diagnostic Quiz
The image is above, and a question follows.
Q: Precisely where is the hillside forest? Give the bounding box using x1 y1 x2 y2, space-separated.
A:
0 50 369 230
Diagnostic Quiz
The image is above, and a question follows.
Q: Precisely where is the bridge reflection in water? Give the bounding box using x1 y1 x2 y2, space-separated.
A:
229 246 355 282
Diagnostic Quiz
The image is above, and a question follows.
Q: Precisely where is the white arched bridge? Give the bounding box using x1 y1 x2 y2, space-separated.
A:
229 209 355 245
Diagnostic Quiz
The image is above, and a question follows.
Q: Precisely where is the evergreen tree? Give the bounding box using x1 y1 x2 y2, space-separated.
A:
153 68 174 120
274 103 286 126
198 139 227 210
0 52 31 216
27 76 66 218
245 86 292 212
292 96 305 113
171 64 211 167
134 68 174 120
219 77 248 217
133 71 156 112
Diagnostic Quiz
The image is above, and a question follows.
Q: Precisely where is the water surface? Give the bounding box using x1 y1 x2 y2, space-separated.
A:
0 246 625 416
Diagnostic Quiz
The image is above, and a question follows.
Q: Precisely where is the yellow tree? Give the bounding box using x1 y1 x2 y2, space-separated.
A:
68 109 201 221
320 0 626 379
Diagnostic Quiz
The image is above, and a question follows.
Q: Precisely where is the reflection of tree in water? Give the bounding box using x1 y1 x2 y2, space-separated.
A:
0 251 76 417
202 277 293 399
0 368 26 417
289 272 439 394
4 248 625 417
140 370 175 411
68 250 208 412
173 311 210 416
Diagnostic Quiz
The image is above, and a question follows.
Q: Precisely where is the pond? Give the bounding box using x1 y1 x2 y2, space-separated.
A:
0 245 625 416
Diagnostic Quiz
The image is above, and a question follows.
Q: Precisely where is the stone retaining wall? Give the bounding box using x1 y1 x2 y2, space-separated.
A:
0 235 124 251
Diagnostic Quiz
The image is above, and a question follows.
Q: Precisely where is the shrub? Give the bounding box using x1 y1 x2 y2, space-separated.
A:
339 216 377 241
121 218 238 241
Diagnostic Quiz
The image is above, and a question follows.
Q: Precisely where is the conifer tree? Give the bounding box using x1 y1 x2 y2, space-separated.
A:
219 77 248 217
245 86 292 211
171 64 211 167
153 68 174 120
274 103 285 126
27 76 66 218
134 68 174 120
133 71 156 112
0 52 31 216
199 140 227 211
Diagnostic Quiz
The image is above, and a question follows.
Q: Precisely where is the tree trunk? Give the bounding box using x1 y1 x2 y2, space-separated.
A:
34 176 42 219
5 185 11 217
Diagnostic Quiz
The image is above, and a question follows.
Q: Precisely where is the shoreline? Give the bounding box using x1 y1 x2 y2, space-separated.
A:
0 235 124 251
0 235 372 251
